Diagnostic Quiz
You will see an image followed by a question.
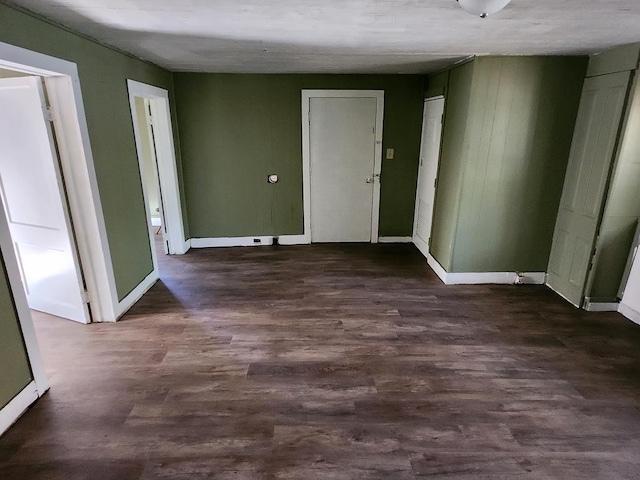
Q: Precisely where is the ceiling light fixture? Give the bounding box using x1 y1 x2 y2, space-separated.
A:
457 0 512 18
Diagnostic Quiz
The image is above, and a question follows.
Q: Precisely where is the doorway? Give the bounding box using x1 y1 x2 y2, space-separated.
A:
0 73 90 324
127 80 187 280
302 90 384 243
413 96 445 259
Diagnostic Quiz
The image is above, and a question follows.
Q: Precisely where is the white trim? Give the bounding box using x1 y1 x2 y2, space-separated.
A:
0 196 48 397
183 238 192 252
425 254 545 285
427 254 449 284
412 96 445 257
445 271 546 285
127 80 188 255
301 90 384 244
584 301 620 312
191 235 309 248
0 41 118 323
619 303 640 326
0 382 38 437
115 270 158 318
379 236 412 243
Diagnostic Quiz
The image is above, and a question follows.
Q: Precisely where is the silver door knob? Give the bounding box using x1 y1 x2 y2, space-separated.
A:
366 176 373 183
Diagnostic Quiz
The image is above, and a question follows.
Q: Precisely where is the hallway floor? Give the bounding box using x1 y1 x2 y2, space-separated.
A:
1 243 640 479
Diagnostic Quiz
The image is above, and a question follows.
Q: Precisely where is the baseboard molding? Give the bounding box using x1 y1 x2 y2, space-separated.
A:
585 301 620 312
181 239 191 254
619 303 640 326
115 270 159 320
191 235 310 248
0 381 38 437
425 254 545 285
378 236 412 243
426 254 448 284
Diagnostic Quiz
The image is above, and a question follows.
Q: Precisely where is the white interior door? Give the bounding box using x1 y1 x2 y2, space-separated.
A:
413 97 445 258
0 76 90 324
310 96 378 242
547 71 630 307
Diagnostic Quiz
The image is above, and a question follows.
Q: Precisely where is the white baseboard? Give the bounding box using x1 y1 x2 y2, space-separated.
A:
619 303 640 326
115 270 159 319
585 301 620 312
181 238 191 254
0 381 38 437
425 254 545 285
427 254 448 284
378 236 412 243
191 235 310 248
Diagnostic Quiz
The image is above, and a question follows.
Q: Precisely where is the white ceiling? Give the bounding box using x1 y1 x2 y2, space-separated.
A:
5 0 640 74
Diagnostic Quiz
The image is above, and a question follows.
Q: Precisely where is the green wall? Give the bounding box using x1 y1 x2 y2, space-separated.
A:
173 74 424 238
588 72 640 301
430 56 587 272
0 4 183 300
0 252 32 409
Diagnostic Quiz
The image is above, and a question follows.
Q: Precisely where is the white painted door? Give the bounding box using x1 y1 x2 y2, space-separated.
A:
413 97 445 258
0 76 90 323
310 97 378 242
547 71 630 307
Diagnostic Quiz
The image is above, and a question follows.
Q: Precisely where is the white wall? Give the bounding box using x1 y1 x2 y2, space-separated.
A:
620 249 640 324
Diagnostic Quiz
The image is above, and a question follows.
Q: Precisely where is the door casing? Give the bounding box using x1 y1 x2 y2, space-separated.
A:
413 96 445 259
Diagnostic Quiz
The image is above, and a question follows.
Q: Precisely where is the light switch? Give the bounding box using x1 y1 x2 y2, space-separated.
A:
386 148 395 160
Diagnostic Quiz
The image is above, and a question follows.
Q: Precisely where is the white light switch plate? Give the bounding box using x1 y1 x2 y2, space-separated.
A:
386 148 394 160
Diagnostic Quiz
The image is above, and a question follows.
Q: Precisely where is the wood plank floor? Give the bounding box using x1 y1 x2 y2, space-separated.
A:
2 243 640 479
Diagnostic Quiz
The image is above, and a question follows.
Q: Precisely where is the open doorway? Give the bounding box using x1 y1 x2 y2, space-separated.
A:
0 69 91 324
127 80 187 279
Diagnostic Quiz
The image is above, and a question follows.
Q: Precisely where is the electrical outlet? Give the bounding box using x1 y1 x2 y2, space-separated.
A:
386 148 394 160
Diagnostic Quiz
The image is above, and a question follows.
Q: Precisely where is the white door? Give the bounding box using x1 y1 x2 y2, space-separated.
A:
547 71 630 307
310 96 378 242
0 76 90 323
413 97 445 258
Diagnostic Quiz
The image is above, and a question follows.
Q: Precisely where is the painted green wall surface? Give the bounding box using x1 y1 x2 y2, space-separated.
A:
429 62 474 270
588 73 640 301
173 73 424 239
424 70 450 99
0 252 32 409
0 4 185 300
430 56 587 273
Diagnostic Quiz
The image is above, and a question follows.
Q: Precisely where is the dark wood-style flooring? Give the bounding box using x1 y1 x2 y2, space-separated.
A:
2 242 640 479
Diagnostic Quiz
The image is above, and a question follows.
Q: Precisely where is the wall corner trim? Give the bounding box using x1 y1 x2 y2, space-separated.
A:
425 254 545 285
378 236 412 243
115 270 159 320
0 381 38 437
191 235 310 249
619 302 640 326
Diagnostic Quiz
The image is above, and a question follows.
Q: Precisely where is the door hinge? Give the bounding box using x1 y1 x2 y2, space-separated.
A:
81 290 90 304
45 106 55 122
428 237 431 247
147 113 154 126
308 109 311 123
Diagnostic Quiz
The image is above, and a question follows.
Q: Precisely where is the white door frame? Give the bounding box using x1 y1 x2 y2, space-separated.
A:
127 80 188 263
412 95 445 257
301 90 385 243
0 41 119 327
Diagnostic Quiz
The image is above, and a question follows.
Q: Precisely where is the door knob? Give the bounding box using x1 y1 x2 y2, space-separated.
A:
366 176 373 183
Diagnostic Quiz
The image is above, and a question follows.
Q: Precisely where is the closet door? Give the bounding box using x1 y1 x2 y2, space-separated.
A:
547 71 630 306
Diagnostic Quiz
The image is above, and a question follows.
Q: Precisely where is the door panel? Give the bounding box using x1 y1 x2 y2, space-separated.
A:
413 98 445 258
309 97 378 243
547 71 630 306
0 76 90 323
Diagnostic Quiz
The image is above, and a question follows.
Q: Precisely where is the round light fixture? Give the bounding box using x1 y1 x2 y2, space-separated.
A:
457 0 512 18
